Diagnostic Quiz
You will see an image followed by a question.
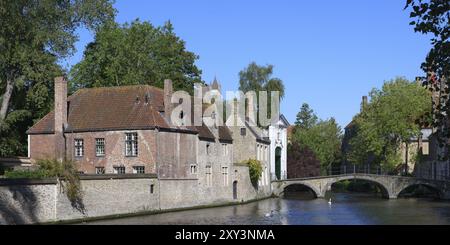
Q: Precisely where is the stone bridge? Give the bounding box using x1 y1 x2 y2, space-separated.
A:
272 174 450 199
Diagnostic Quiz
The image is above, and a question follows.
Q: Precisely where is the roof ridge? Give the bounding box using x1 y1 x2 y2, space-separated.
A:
75 84 164 93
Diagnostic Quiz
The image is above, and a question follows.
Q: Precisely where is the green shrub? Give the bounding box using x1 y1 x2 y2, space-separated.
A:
4 169 50 179
4 158 85 213
0 166 12 176
37 159 84 212
243 159 263 186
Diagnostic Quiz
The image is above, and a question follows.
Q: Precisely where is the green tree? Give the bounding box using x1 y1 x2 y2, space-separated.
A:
70 20 203 94
0 0 115 157
405 0 450 159
238 62 285 125
292 117 342 174
295 103 318 129
348 77 432 171
238 62 285 99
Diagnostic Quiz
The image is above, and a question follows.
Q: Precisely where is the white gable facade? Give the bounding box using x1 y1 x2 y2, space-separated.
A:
269 114 289 180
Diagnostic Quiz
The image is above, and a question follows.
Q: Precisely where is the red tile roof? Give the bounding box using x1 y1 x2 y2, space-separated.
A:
27 85 233 143
28 85 189 134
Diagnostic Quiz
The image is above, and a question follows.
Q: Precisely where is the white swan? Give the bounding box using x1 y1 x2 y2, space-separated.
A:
265 210 275 217
328 198 332 205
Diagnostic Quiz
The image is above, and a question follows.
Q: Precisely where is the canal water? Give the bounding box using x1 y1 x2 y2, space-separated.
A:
84 193 450 225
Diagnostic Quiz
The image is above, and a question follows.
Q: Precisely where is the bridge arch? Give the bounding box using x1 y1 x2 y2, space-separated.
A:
277 182 321 198
323 176 391 198
396 182 442 198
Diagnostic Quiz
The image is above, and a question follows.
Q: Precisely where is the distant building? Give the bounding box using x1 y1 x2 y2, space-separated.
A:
414 75 450 180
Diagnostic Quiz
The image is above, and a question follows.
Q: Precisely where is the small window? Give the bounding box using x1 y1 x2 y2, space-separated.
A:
95 167 105 175
264 146 268 161
257 144 260 160
222 144 228 156
222 166 229 186
206 143 211 155
113 166 126 174
133 166 145 174
190 164 198 174
206 165 212 187
74 139 84 157
240 128 246 136
150 184 154 194
95 138 105 157
125 133 138 156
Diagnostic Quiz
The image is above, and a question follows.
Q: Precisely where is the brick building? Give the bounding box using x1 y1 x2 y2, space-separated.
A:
26 77 272 192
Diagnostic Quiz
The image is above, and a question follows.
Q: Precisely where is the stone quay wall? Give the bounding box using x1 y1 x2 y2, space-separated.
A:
0 167 269 224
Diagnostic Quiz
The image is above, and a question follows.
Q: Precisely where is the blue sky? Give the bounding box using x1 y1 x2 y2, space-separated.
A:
64 0 432 128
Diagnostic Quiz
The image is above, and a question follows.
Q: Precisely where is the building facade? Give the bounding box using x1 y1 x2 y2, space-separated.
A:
268 114 289 180
27 77 274 199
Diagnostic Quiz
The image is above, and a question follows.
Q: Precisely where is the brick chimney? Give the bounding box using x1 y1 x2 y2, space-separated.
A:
54 76 67 161
194 83 203 126
246 93 257 125
164 79 173 124
361 96 368 112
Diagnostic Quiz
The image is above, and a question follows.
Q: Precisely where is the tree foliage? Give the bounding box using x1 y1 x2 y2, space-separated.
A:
238 62 285 99
295 103 318 130
405 0 450 159
70 20 203 94
287 142 321 178
348 77 432 170
292 118 342 174
238 62 285 124
405 0 449 78
291 102 342 174
0 0 115 157
243 159 263 186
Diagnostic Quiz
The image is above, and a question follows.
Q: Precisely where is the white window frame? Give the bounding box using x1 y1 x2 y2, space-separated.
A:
74 139 84 157
206 165 212 187
113 166 126 174
125 133 138 157
256 144 260 160
264 146 268 161
95 138 105 157
222 166 228 186
132 166 145 174
190 164 198 174
222 144 228 156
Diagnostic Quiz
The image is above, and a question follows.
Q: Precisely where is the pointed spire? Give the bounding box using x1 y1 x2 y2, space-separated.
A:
211 76 220 90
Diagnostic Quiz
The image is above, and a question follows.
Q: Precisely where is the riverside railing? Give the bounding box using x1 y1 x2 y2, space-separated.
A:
326 164 388 176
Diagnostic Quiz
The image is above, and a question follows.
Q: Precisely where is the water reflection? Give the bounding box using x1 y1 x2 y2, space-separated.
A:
84 193 450 225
